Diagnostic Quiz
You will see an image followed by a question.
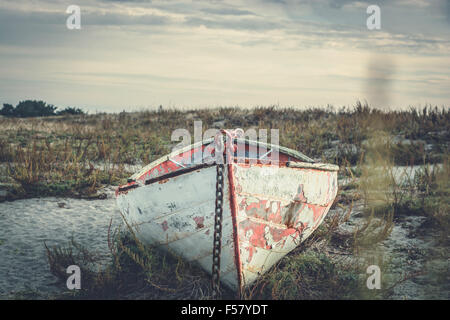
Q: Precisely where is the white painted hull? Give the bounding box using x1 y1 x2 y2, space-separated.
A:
233 164 337 286
116 161 338 292
116 165 241 290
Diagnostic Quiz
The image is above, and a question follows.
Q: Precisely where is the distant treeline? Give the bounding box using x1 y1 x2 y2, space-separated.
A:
0 100 85 117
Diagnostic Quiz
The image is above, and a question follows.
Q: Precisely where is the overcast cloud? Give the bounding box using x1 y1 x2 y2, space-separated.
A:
0 0 448 111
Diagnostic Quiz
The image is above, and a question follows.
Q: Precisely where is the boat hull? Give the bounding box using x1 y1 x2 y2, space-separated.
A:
233 163 337 286
116 161 338 292
116 165 241 290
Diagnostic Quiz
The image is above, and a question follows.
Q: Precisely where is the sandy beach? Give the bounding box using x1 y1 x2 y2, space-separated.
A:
0 187 122 299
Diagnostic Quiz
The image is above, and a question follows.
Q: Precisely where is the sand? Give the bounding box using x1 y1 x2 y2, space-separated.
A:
0 187 122 299
0 183 447 299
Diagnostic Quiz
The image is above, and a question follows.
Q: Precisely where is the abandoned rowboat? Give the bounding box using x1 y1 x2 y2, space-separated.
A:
116 131 339 293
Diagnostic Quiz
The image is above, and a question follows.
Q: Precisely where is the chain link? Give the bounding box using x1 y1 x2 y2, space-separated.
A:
211 135 225 298
211 130 243 298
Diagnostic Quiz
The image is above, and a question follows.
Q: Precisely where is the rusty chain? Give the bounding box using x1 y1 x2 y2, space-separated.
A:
211 130 242 298
211 161 224 298
211 132 226 298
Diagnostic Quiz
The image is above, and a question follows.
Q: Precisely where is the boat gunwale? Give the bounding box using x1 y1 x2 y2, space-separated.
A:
118 161 339 196
128 137 317 181
118 162 215 192
286 161 339 172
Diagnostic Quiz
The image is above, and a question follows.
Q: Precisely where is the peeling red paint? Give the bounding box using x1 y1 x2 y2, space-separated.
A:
116 136 339 292
239 196 308 227
239 217 303 261
271 227 299 242
305 203 327 223
240 198 283 223
240 220 267 248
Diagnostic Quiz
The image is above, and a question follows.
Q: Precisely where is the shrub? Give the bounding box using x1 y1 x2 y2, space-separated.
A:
14 100 57 117
0 103 14 117
57 107 85 115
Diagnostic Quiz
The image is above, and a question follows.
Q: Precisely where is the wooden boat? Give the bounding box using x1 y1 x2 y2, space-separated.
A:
116 131 338 293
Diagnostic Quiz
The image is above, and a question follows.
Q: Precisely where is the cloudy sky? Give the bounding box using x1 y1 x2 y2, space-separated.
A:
0 0 449 112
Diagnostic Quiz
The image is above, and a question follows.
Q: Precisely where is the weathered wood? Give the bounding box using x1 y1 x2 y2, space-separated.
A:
116 139 338 291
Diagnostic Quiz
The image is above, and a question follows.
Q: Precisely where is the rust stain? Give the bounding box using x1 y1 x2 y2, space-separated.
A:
282 200 303 228
246 264 263 273
193 216 205 229
270 226 300 242
245 246 256 263
293 184 307 202
161 220 168 231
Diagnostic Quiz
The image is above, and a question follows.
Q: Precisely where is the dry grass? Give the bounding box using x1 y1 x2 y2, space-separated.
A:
1 102 448 299
1 103 447 200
